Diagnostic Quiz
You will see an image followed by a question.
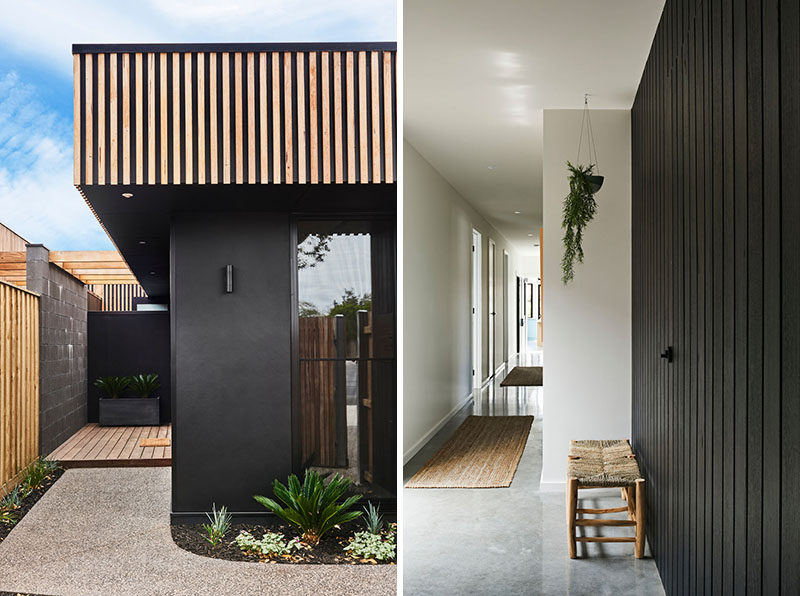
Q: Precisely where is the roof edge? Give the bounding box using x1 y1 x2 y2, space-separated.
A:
72 41 396 54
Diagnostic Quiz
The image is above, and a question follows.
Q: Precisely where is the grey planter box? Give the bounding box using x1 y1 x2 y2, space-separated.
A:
99 397 160 426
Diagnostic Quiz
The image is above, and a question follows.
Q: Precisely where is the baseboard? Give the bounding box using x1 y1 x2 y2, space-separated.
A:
403 392 473 464
538 480 566 493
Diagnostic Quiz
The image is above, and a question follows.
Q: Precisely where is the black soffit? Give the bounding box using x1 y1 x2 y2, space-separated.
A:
79 184 396 302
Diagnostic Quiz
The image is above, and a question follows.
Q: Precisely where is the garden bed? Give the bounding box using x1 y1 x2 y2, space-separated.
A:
172 518 395 565
0 466 64 544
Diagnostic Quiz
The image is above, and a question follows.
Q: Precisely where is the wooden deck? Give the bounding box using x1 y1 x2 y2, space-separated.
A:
48 423 171 468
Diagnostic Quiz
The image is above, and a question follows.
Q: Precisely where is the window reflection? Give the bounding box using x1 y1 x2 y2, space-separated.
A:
296 220 395 498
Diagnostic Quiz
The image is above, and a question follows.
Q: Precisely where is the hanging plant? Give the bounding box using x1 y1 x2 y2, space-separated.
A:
561 162 599 284
561 95 603 284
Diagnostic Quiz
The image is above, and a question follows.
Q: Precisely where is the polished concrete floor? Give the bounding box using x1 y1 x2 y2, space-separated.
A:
403 350 665 596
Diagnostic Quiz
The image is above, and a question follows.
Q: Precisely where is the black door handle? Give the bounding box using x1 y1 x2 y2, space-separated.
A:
660 346 673 363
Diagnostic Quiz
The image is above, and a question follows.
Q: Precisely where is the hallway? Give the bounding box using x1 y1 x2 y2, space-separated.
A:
402 353 664 595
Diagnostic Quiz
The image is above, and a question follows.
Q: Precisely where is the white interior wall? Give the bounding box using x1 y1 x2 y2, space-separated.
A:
403 140 520 462
541 109 632 485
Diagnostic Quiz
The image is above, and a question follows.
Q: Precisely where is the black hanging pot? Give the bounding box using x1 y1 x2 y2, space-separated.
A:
587 175 604 193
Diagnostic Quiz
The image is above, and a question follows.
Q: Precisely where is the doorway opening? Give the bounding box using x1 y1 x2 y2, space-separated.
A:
471 229 482 388
488 238 496 378
503 249 509 365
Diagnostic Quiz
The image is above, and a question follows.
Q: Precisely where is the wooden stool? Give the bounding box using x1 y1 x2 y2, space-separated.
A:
566 439 645 559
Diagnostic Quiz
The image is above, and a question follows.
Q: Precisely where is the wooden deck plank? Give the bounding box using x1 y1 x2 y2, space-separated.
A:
86 426 123 460
74 425 114 460
141 426 157 459
101 426 132 459
121 426 150 460
48 423 95 460
49 423 171 468
107 426 135 459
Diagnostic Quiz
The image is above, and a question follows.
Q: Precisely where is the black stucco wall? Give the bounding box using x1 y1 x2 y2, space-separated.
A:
170 211 292 514
87 311 171 423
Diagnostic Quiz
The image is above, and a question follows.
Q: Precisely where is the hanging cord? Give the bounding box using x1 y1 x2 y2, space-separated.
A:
576 95 588 164
576 94 600 174
586 99 600 175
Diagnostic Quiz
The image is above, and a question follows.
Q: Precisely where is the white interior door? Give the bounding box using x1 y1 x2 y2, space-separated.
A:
472 229 482 388
519 276 527 363
503 250 509 365
488 239 495 377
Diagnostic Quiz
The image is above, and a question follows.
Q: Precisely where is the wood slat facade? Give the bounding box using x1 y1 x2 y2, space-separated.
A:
631 0 799 593
73 44 397 187
87 283 147 312
0 281 40 492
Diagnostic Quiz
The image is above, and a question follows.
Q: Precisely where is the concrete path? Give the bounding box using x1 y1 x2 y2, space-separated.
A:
0 468 395 596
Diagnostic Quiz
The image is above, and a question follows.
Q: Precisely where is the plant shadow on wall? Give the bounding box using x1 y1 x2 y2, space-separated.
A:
172 470 396 565
561 96 604 284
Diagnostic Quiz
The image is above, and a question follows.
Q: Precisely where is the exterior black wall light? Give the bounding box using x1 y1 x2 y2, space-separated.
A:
225 265 234 293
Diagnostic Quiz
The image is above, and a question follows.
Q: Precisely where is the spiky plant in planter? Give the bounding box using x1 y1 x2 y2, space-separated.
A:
561 161 599 284
129 373 160 398
94 376 131 399
253 470 361 545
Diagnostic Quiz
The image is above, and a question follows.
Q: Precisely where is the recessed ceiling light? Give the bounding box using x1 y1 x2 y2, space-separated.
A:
487 165 496 170
149 271 156 275
122 192 134 199
138 240 147 245
528 233 534 237
514 211 521 215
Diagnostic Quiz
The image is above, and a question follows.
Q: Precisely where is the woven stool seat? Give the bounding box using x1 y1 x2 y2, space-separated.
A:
565 439 647 559
567 439 642 487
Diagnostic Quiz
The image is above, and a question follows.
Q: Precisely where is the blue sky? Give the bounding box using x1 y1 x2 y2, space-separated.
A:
0 0 396 250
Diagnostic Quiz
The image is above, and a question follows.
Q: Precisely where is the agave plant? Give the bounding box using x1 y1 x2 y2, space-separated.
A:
202 503 232 547
129 373 160 398
363 501 384 535
94 376 131 399
253 470 361 545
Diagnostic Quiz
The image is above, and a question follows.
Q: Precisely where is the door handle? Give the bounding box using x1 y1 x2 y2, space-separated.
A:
660 346 674 363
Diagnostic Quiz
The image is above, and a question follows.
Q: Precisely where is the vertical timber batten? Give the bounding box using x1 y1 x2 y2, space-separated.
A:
74 44 396 187
632 0 798 593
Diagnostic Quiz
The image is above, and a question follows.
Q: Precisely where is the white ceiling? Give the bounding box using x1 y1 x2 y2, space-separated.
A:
404 0 665 255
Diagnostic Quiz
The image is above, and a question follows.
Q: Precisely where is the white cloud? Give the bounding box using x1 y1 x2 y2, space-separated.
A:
0 0 396 79
0 71 112 249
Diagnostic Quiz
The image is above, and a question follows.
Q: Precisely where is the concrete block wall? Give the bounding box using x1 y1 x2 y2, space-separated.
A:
26 245 88 455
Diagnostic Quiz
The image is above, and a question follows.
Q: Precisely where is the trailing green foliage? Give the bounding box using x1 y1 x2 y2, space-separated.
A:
202 503 231 547
344 525 396 561
128 373 160 398
561 162 599 284
363 501 384 535
94 376 131 399
253 470 361 544
234 530 302 557
23 458 59 492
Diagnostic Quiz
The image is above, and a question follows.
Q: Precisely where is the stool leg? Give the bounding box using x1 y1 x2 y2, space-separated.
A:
567 477 577 558
634 478 646 558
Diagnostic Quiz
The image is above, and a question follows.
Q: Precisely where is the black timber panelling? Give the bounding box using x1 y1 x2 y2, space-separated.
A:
631 0 800 594
87 311 171 423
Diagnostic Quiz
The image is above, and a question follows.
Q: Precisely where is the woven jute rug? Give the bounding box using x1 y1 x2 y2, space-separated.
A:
500 366 543 387
405 416 534 488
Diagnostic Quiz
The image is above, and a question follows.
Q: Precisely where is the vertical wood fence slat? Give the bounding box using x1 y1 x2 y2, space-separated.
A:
0 281 40 493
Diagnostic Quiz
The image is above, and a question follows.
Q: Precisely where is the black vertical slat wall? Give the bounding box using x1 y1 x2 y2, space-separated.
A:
631 0 800 594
